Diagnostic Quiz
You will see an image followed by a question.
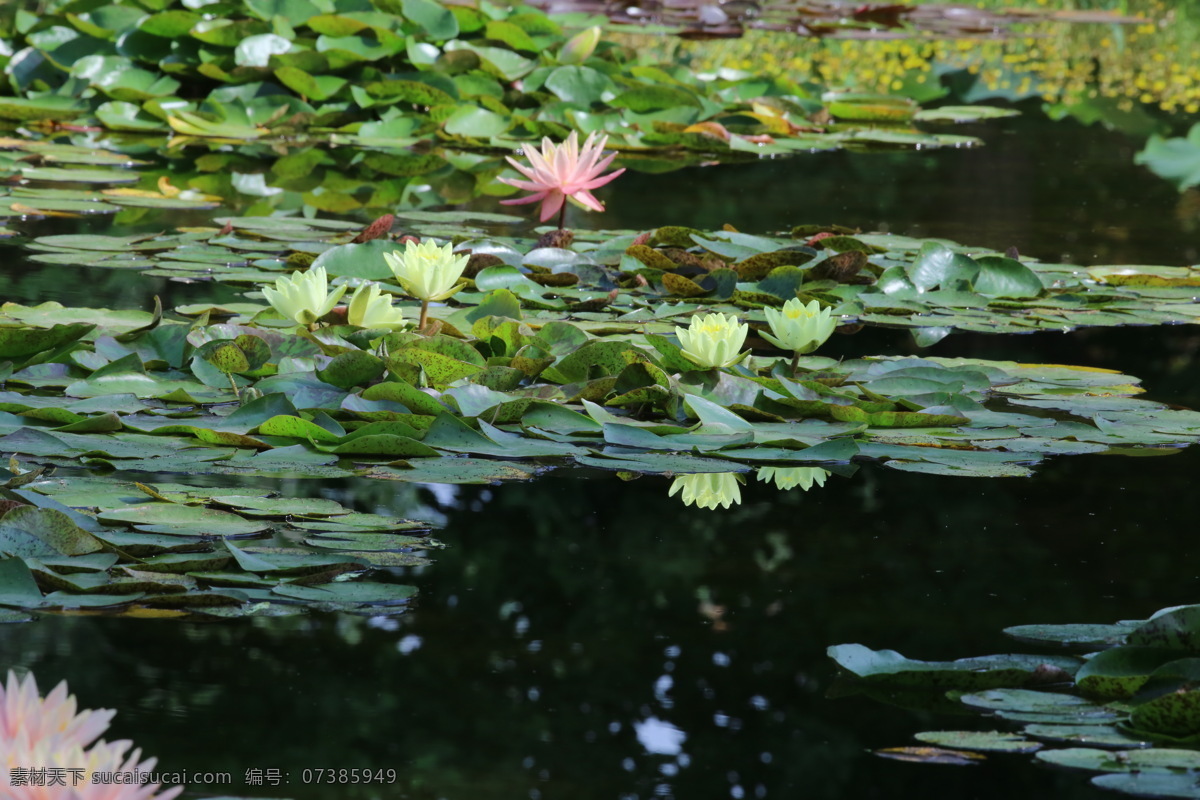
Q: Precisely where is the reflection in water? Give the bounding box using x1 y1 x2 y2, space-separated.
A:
634 716 687 756
3 454 1196 798
757 467 829 492
668 472 744 509
670 468 832 510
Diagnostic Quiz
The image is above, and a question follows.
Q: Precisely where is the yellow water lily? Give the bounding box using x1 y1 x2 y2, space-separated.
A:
762 298 837 354
261 266 346 328
674 312 749 369
347 282 405 330
668 473 743 510
383 239 469 329
757 467 829 492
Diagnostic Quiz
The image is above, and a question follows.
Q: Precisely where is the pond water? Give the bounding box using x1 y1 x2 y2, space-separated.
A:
3 48 1200 800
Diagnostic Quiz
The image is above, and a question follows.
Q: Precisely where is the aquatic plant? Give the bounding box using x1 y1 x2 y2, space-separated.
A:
1136 122 1200 191
668 473 743 510
831 599 1200 798
0 670 113 751
1 671 182 800
761 298 837 374
674 313 749 369
499 131 626 230
0 0 1007 160
668 0 1200 116
261 266 346 329
383 239 469 329
347 282 406 330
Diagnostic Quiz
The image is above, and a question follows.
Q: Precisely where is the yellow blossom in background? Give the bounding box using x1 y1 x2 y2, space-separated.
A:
668 473 743 510
261 266 346 326
675 313 749 369
629 0 1200 115
347 282 405 329
758 467 830 492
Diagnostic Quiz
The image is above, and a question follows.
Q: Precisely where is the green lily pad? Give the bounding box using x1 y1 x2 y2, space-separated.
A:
97 504 270 537
913 730 1042 753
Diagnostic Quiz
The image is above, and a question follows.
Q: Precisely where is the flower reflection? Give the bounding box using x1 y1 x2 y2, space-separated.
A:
668 473 743 510
757 466 830 492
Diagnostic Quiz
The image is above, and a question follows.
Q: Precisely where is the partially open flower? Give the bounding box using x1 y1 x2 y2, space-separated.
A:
668 473 743 510
383 240 469 303
757 467 829 492
675 313 749 369
261 266 346 326
761 298 836 355
347 282 405 330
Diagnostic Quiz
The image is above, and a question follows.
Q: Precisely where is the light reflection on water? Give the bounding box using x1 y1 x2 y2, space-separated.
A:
4 449 1199 798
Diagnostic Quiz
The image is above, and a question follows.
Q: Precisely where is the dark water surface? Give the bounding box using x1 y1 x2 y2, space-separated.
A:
3 108 1200 799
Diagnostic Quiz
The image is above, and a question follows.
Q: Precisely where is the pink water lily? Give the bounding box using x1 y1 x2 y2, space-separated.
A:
2 671 182 800
499 131 625 228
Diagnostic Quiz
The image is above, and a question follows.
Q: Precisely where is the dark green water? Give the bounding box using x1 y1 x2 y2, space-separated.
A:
3 110 1200 799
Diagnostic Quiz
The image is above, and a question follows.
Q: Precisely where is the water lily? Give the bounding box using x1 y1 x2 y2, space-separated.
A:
757 466 830 492
498 131 625 230
761 298 837 374
762 298 837 354
674 312 749 369
382 239 469 329
261 265 346 328
2 671 182 800
668 473 743 510
0 670 113 751
347 282 405 330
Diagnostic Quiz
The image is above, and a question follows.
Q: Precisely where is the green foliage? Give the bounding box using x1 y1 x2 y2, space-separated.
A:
0 477 438 619
2 208 1200 503
833 601 1200 798
1135 123 1200 191
0 0 999 156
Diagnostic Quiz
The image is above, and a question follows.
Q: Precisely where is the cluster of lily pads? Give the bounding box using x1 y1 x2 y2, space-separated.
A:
3 210 1200 497
830 603 1200 799
0 0 1004 157
0 469 438 623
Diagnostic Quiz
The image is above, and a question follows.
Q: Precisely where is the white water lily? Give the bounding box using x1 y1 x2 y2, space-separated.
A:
383 240 469 303
674 313 749 369
347 282 405 329
761 298 837 354
261 266 346 326
668 473 743 510
757 467 829 492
